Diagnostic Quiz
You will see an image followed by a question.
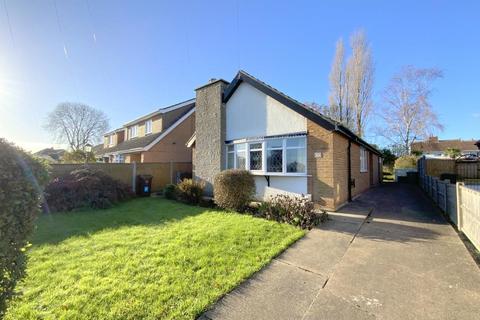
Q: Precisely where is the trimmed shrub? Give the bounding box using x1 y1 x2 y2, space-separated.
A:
394 155 417 169
164 184 177 200
176 179 204 205
214 169 255 212
44 167 132 212
258 194 325 229
0 139 49 316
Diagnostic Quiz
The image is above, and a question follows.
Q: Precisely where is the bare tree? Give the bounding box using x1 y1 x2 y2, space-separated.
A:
378 66 443 155
346 30 374 137
327 38 347 124
44 102 109 151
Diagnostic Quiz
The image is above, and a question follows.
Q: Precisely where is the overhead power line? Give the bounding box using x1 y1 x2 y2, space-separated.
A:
3 0 15 47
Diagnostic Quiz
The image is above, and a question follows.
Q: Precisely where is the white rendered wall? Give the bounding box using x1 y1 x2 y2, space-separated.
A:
226 82 307 141
253 176 309 200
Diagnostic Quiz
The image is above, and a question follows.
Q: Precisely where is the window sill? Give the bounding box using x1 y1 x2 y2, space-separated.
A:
250 171 310 177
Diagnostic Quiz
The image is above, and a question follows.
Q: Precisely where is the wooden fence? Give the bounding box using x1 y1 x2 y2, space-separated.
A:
50 162 192 192
419 173 480 250
457 183 480 251
420 175 458 224
417 156 479 179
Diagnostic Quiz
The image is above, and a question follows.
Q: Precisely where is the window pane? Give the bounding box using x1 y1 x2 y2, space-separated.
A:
236 143 246 151
267 149 283 172
287 148 306 173
286 137 306 148
267 139 282 149
250 143 262 150
227 145 234 152
250 150 262 170
227 152 234 169
236 151 246 169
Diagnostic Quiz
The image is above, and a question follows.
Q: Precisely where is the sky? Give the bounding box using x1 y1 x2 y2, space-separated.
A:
0 0 479 152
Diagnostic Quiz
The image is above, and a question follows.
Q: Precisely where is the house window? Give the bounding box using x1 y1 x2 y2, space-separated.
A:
128 125 138 139
114 154 124 163
236 143 246 169
286 138 306 173
108 135 114 146
249 143 263 171
227 145 235 169
360 147 368 172
267 139 283 172
225 136 307 175
145 119 152 134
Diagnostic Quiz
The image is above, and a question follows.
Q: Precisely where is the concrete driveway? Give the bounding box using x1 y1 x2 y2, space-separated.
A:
200 183 480 320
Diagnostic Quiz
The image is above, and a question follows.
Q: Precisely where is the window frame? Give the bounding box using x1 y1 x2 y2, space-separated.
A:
360 147 368 173
248 142 264 172
285 137 307 174
266 139 284 173
225 136 307 176
128 125 138 139
145 119 152 135
108 135 114 146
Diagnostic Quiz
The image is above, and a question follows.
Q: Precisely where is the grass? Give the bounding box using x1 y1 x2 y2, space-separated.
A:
5 198 304 320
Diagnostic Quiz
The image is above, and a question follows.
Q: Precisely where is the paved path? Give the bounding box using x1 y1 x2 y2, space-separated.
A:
200 183 480 320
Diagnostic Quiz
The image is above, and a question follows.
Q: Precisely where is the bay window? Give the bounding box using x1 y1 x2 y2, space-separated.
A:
225 136 306 175
286 138 306 173
236 143 246 169
227 145 235 169
267 139 283 172
249 143 263 171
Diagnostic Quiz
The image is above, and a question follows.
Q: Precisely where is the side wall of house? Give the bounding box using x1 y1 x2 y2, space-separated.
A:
350 143 372 198
332 134 350 208
125 153 141 163
141 113 195 163
306 120 335 209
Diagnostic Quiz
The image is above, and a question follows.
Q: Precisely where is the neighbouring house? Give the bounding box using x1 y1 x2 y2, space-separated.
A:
188 71 382 210
411 136 480 158
34 148 66 163
95 99 195 163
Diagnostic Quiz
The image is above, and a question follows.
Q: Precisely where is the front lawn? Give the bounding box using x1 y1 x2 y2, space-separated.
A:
5 198 304 320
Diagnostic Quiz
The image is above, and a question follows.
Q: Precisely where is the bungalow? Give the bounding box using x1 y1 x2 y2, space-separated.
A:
411 136 480 158
188 71 382 210
95 99 195 163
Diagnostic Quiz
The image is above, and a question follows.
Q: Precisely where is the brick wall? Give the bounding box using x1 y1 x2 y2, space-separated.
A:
350 142 371 198
332 134 350 208
142 113 195 163
307 120 336 209
307 119 380 210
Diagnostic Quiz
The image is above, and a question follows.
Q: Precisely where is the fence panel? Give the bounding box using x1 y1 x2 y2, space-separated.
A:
50 162 192 193
437 181 447 212
446 184 457 224
50 163 133 186
457 184 480 251
433 178 439 204
457 162 480 180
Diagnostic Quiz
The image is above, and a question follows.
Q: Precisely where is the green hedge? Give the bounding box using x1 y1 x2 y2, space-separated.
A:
176 179 204 205
214 170 255 212
0 139 49 316
394 155 417 169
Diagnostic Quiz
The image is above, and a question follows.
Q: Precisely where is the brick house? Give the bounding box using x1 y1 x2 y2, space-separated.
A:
95 99 195 163
188 71 382 210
